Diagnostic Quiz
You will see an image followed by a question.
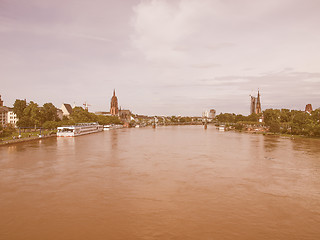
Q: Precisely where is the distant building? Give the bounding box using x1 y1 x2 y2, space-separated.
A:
110 90 119 116
256 91 261 114
305 104 313 114
60 103 73 117
95 111 111 116
0 95 18 127
119 109 132 122
202 110 209 118
108 90 132 124
7 108 18 126
209 109 216 119
202 109 216 119
0 95 3 107
250 90 262 114
250 96 256 115
0 107 8 126
57 109 63 120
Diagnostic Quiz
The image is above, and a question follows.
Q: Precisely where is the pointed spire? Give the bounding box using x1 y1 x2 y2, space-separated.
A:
113 89 116 96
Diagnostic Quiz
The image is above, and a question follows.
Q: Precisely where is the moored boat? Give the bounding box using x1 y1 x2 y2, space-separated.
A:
57 123 103 137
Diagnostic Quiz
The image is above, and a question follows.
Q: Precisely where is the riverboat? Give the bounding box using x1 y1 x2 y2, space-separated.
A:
218 125 225 131
103 125 111 131
103 124 123 131
57 123 103 137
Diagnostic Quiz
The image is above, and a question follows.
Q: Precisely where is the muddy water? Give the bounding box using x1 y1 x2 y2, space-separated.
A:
0 126 319 240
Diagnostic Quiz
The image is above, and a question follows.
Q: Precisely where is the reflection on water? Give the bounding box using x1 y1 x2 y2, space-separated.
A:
0 126 319 240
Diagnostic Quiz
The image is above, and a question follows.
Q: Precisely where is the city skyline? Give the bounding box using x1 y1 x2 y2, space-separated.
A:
1 0 320 115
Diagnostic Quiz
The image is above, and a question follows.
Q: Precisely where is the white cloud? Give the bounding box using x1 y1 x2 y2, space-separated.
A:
131 0 213 64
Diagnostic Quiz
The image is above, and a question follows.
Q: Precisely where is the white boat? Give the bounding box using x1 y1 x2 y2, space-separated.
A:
57 123 103 137
219 125 225 131
103 125 111 131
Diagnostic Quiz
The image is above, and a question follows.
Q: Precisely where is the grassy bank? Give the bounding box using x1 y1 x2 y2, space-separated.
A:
0 129 57 145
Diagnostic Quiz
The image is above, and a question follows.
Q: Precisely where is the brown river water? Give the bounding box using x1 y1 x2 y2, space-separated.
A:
0 126 320 240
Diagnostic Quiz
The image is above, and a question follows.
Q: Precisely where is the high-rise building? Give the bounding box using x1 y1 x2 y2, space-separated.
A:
0 95 3 107
250 96 256 115
110 90 119 116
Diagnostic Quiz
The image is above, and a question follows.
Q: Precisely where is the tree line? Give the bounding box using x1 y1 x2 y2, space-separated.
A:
216 109 320 137
12 99 122 129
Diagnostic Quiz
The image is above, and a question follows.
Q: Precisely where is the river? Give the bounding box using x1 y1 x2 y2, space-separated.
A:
0 126 319 240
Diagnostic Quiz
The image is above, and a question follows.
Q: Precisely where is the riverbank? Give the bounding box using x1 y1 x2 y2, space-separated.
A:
235 129 320 140
0 133 56 146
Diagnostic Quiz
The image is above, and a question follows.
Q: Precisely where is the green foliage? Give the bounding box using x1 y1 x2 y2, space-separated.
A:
13 99 27 119
70 107 97 123
269 121 281 133
96 115 122 125
263 108 320 136
0 124 16 137
217 108 320 137
15 100 59 128
23 101 42 127
216 113 259 123
42 121 59 130
234 123 244 131
41 103 58 122
263 109 280 126
216 113 236 123
16 116 34 128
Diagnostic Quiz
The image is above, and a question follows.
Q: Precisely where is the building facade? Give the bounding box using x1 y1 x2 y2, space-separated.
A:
305 104 313 114
7 109 18 126
209 109 216 119
0 107 8 126
60 103 73 117
0 96 18 127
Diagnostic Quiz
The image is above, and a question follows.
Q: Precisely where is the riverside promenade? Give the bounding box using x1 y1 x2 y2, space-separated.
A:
0 134 56 146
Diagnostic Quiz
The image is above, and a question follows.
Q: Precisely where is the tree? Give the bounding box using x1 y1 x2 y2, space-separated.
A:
216 113 236 123
16 116 34 128
269 121 281 133
263 109 281 126
42 121 59 130
23 101 41 127
70 107 97 123
280 109 291 123
41 103 58 122
13 99 27 119
247 113 259 122
96 115 122 125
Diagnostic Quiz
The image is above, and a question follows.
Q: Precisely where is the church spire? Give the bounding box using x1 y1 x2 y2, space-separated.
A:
110 89 119 116
256 89 261 114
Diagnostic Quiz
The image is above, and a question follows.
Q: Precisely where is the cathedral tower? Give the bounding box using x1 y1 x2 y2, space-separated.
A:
110 89 119 116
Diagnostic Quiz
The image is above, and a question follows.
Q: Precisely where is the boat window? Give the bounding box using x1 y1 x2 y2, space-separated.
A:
61 128 73 132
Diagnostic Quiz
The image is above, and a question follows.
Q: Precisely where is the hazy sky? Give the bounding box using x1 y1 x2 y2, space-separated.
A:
1 0 320 116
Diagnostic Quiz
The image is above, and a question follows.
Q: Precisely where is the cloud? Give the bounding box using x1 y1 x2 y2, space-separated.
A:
1 0 320 116
131 0 221 65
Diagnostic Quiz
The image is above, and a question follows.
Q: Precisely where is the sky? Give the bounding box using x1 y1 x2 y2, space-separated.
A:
1 0 320 116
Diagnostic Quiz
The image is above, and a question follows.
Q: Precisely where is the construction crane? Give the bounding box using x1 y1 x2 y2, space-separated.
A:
83 102 91 111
